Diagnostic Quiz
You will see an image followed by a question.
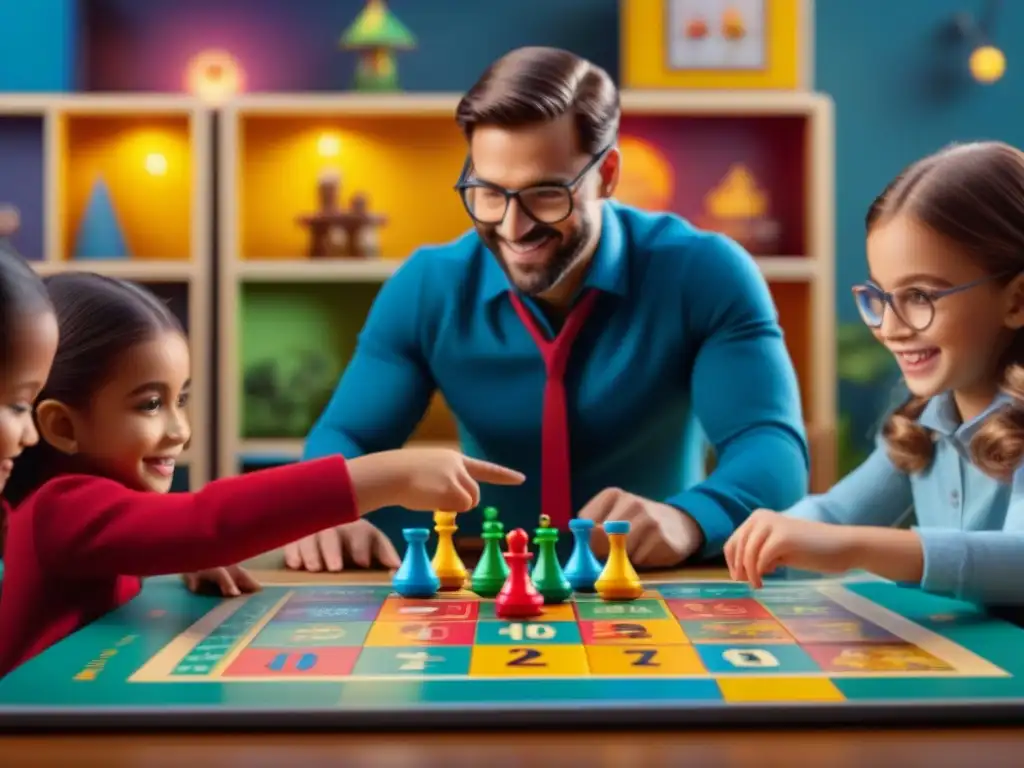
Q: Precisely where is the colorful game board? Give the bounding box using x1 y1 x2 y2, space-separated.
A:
2 573 1024 729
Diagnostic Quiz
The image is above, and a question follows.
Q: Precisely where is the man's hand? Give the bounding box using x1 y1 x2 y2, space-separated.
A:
577 488 703 568
284 519 401 572
182 564 261 597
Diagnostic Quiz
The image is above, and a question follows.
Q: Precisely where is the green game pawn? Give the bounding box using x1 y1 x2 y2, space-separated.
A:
471 506 509 597
531 514 572 604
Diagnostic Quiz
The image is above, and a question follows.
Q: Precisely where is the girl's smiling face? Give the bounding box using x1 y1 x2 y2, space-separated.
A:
865 213 1024 420
45 331 193 494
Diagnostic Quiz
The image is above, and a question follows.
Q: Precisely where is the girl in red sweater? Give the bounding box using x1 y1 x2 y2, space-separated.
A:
0 271 524 677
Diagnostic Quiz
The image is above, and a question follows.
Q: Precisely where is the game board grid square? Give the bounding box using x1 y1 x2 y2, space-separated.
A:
572 590 663 601
652 583 754 600
579 618 690 645
469 644 589 676
760 601 859 620
779 617 901 644
716 676 845 702
667 598 773 621
377 598 480 622
477 602 575 621
574 598 670 621
250 621 372 648
352 646 473 676
679 618 796 644
801 642 957 673
271 602 380 623
585 644 705 675
221 647 361 677
475 620 581 645
284 586 393 604
694 642 822 674
364 619 478 647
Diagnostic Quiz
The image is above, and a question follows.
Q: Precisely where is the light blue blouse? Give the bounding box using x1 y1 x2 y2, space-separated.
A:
785 391 1024 604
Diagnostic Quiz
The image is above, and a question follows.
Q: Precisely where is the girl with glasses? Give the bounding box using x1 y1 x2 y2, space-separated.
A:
724 141 1024 605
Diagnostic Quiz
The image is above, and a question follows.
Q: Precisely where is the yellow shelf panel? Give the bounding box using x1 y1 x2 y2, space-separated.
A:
620 0 808 90
58 113 194 262
237 114 469 261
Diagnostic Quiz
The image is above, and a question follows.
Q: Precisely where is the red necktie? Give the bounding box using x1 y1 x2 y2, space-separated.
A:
508 289 599 529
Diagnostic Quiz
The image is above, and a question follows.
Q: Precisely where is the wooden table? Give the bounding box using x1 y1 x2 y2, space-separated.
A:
1 567 1021 765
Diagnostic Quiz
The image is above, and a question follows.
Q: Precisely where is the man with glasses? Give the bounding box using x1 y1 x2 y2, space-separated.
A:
292 46 809 572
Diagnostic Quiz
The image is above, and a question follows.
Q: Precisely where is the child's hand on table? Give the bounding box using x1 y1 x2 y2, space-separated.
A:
284 519 401 572
724 509 860 588
182 564 261 597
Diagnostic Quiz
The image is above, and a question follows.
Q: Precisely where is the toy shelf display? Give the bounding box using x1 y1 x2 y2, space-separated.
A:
0 95 213 491
217 91 836 491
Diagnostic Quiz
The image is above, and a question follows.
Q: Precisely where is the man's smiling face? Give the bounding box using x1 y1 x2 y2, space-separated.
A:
467 113 608 298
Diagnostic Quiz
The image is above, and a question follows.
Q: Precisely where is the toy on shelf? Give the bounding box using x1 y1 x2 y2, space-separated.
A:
296 170 387 259
74 176 130 260
695 163 780 254
340 0 417 92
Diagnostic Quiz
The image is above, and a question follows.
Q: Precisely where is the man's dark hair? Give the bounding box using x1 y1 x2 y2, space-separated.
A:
455 46 619 154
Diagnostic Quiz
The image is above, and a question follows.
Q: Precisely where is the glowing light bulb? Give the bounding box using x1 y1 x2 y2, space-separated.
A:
144 153 167 176
970 45 1005 84
186 49 244 105
317 133 341 158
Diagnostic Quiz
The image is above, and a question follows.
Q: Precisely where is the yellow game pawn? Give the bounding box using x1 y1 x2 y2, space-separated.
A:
431 510 468 590
595 520 643 601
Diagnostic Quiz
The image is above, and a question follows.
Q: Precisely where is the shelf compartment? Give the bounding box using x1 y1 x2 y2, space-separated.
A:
617 113 808 257
239 281 377 440
0 116 46 261
57 113 195 262
238 280 459 445
235 113 467 262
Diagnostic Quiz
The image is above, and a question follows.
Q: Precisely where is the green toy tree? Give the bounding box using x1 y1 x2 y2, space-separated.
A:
339 0 416 91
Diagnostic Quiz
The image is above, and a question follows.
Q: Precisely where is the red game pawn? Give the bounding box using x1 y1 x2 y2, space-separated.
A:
495 528 544 619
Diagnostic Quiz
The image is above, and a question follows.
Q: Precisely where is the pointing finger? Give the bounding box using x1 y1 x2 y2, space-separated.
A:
462 457 526 485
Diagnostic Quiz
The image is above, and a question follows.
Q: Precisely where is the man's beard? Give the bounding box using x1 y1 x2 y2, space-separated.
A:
479 214 593 297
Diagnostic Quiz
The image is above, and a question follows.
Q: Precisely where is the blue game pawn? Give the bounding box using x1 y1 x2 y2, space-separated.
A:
392 529 440 598
564 518 603 592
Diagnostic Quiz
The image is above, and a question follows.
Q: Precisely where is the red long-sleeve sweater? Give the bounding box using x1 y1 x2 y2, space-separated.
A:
0 455 360 678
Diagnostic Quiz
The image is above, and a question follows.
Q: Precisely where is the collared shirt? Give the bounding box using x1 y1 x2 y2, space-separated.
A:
786 390 1024 603
304 201 808 556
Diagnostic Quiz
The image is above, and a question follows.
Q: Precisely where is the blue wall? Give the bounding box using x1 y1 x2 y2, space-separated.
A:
0 0 78 91
816 0 1022 323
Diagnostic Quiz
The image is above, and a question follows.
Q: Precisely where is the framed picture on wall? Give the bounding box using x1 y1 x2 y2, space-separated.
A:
665 0 767 71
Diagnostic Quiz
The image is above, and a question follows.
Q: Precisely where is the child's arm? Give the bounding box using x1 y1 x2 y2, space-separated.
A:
783 437 915 526
858 469 1024 604
32 456 364 578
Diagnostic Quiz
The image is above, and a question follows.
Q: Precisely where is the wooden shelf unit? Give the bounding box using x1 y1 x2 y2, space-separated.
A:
0 95 213 490
217 91 836 488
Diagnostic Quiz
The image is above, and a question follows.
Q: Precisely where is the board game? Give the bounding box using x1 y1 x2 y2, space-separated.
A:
2 573 1024 729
